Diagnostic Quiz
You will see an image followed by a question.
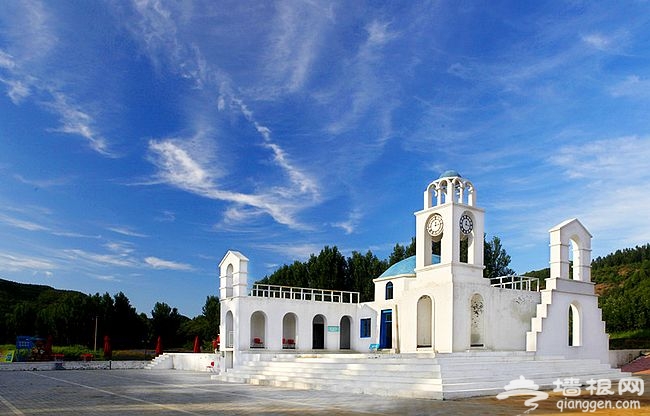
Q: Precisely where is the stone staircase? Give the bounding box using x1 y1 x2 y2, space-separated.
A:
145 353 172 370
214 351 631 399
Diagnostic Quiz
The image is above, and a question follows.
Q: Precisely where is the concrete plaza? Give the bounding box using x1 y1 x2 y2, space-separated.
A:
0 369 647 415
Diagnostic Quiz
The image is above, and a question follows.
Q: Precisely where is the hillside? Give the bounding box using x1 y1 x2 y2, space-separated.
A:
0 277 81 319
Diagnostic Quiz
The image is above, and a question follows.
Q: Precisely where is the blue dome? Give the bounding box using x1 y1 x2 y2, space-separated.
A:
438 170 461 179
379 254 440 278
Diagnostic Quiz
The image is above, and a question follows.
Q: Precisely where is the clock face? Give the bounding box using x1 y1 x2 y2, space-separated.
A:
426 213 444 237
459 214 473 235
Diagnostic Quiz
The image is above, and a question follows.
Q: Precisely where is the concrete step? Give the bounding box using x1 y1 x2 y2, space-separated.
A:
219 352 631 400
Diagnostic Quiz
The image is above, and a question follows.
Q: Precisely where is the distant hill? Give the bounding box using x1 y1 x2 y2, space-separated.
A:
0 277 81 318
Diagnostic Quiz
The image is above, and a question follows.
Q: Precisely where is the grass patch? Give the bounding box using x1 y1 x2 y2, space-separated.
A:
609 329 650 350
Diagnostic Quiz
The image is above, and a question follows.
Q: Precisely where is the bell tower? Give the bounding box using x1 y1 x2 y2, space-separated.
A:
415 171 485 277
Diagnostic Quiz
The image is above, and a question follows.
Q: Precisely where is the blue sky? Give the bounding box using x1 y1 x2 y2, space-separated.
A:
1 1 650 318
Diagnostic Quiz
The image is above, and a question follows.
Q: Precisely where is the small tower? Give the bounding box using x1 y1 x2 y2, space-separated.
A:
414 170 485 277
219 250 249 299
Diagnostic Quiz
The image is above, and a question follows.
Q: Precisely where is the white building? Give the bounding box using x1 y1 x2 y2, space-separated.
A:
216 171 623 398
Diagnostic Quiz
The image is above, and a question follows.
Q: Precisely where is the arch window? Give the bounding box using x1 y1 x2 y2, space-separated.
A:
225 264 234 297
568 303 581 346
417 295 433 348
470 294 485 347
385 282 394 300
250 311 266 348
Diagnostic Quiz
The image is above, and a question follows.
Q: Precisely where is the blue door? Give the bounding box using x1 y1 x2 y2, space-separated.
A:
379 309 392 349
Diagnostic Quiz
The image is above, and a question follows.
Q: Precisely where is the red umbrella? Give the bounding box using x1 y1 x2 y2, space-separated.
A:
103 335 112 360
44 335 53 359
193 335 200 353
155 336 163 356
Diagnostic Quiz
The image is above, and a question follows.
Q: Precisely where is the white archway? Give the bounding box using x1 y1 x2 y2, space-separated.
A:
568 302 582 346
470 294 485 347
312 314 326 349
250 311 266 348
340 316 351 350
282 313 297 349
417 295 433 348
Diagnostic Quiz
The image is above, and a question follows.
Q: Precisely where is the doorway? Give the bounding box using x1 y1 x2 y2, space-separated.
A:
379 309 392 349
312 315 325 349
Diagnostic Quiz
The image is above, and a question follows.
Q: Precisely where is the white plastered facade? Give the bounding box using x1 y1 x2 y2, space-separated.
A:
218 173 611 372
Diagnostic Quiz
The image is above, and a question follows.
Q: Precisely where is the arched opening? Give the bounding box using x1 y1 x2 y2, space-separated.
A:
417 295 433 348
225 264 234 297
250 311 266 348
569 238 581 280
282 313 297 349
225 310 234 348
568 303 581 346
225 310 234 369
470 294 485 347
312 314 326 349
340 316 351 349
385 282 394 300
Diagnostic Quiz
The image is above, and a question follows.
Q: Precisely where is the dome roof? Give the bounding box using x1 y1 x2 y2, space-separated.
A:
378 254 440 278
438 170 461 179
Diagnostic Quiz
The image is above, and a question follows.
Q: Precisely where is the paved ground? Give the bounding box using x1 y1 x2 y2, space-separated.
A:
0 369 648 415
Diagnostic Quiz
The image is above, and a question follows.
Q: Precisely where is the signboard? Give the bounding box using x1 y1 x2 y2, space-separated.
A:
1 350 14 363
327 326 340 333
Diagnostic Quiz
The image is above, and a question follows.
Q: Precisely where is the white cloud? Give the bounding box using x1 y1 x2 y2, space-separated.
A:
0 252 56 272
148 138 314 228
610 75 650 99
62 249 138 268
107 227 148 238
0 50 16 69
154 210 176 222
46 93 114 156
549 136 650 180
0 213 49 232
366 20 397 47
256 243 322 261
544 136 650 253
581 33 611 50
14 174 69 188
144 256 193 271
332 210 363 234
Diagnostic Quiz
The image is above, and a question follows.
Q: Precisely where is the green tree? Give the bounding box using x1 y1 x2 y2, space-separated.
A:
111 292 145 349
151 302 188 349
347 250 387 302
306 246 347 290
483 236 515 278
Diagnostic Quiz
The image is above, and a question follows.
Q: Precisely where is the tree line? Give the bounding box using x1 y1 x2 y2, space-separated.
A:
0 279 219 350
256 235 515 302
0 234 522 347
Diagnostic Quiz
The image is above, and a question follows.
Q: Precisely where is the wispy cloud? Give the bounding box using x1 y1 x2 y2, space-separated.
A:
107 227 148 238
610 75 650 99
14 174 70 188
0 252 56 272
154 210 176 222
62 249 138 268
147 136 316 229
45 93 115 156
256 242 323 262
0 212 49 232
332 210 363 234
144 256 193 271
0 3 115 156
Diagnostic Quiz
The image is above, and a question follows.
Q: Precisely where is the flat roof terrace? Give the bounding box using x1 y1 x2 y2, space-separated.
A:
250 284 360 303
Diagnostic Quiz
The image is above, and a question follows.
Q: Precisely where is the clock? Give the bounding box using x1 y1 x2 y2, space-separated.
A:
426 213 444 237
459 214 473 235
